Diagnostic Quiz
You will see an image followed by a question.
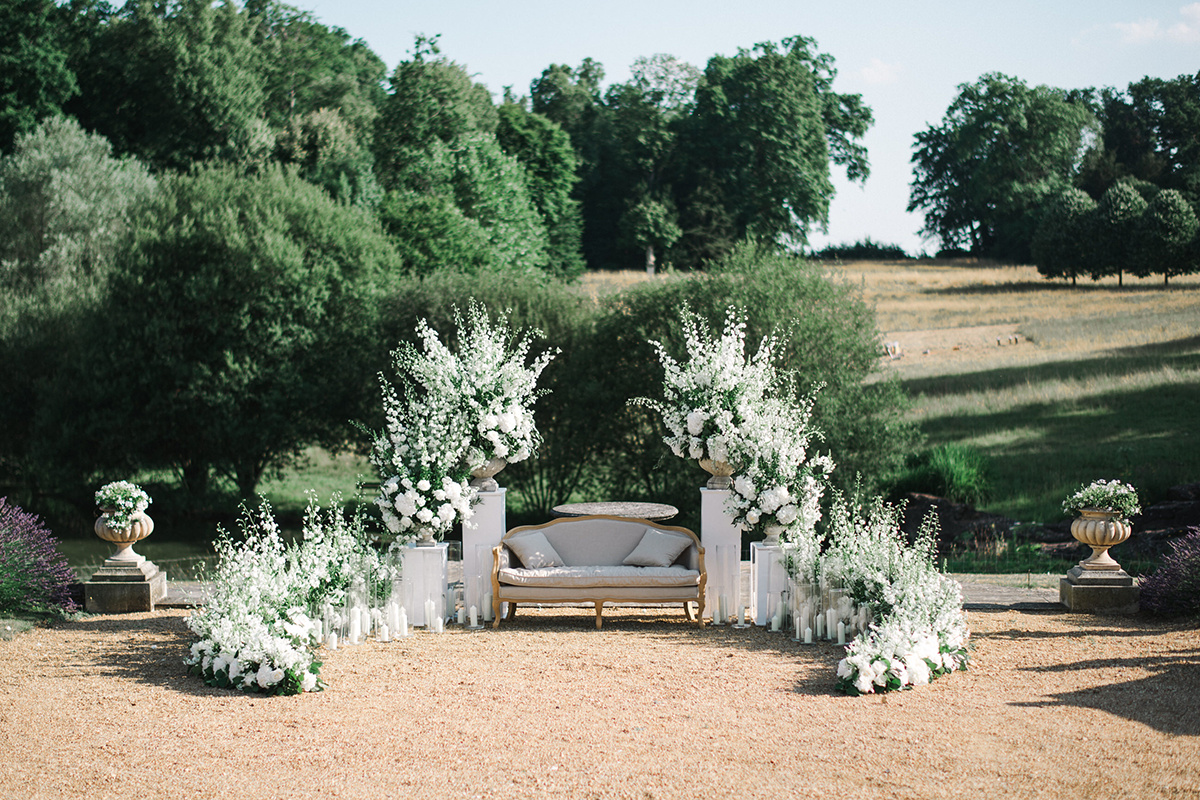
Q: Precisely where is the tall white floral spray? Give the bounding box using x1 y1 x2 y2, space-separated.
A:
632 304 834 542
631 305 781 466
368 301 557 541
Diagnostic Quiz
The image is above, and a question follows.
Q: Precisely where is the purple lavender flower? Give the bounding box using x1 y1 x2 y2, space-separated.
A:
0 497 79 613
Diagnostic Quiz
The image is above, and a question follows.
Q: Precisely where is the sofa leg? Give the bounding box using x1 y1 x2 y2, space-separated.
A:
506 603 517 620
594 602 604 629
683 601 695 622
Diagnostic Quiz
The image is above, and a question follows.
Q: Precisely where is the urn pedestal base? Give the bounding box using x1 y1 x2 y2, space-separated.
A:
85 557 167 613
1059 568 1139 615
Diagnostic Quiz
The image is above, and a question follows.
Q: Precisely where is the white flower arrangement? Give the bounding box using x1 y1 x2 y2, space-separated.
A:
94 480 151 531
631 305 782 466
368 302 557 540
724 392 834 540
185 496 395 695
368 376 477 541
1062 479 1141 519
794 493 970 695
397 301 557 470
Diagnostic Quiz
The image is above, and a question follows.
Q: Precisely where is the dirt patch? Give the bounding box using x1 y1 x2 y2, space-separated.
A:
1 607 1197 798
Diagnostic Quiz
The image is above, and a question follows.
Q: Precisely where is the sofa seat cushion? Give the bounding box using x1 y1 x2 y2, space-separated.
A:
499 565 700 588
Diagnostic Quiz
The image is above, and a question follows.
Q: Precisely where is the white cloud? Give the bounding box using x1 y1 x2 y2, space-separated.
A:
860 57 902 86
1114 3 1200 44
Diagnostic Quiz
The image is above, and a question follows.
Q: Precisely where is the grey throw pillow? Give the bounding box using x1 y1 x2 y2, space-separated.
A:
623 528 692 568
506 531 566 569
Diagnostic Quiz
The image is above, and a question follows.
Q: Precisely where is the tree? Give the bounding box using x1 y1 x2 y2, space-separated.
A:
64 0 269 170
274 107 381 207
496 102 585 279
0 0 77 153
42 165 401 499
373 36 497 192
1091 181 1148 285
676 36 872 262
1032 188 1095 284
0 116 156 299
909 73 1097 260
1135 188 1198 284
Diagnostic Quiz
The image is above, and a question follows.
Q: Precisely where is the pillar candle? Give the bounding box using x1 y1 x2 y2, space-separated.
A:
425 599 435 629
770 613 781 632
457 607 466 625
326 632 338 650
469 605 478 627
837 621 846 645
349 611 361 645
434 616 444 634
483 593 494 622
379 624 390 643
816 613 824 639
826 609 836 640
804 626 812 644
794 615 801 640
397 607 408 637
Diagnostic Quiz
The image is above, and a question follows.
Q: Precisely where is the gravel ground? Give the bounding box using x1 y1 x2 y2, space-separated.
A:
1 605 1197 799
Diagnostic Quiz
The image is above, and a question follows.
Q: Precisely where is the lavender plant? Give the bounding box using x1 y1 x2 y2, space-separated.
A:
1139 526 1200 618
0 497 78 614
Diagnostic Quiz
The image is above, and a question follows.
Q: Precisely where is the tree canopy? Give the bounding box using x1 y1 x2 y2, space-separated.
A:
909 73 1097 260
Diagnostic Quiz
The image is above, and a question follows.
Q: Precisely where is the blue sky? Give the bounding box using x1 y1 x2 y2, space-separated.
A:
303 0 1200 256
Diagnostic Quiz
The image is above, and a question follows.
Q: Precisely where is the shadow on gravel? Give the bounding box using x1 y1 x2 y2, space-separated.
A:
973 608 1182 640
1011 653 1200 736
55 613 217 697
975 609 1200 736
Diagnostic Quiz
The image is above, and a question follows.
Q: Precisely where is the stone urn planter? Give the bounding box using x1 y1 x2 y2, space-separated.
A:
94 509 155 563
470 457 507 492
761 522 785 545
699 459 734 490
1069 508 1132 572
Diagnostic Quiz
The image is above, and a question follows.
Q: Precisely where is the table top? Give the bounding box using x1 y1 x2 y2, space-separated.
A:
550 501 679 522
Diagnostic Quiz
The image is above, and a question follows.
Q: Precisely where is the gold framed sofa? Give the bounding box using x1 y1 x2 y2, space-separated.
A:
491 515 707 629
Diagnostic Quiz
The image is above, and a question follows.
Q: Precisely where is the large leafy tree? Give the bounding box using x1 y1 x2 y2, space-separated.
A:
1090 180 1148 285
1031 187 1095 284
1135 188 1198 284
64 0 269 170
909 73 1097 260
496 102 584 279
39 165 401 499
675 36 871 263
0 116 155 298
0 0 77 153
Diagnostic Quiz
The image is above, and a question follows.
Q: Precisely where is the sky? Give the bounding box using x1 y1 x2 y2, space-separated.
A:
301 0 1200 256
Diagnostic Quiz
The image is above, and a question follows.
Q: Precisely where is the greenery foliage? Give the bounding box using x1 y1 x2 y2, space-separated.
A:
888 444 992 508
814 238 911 261
0 497 77 614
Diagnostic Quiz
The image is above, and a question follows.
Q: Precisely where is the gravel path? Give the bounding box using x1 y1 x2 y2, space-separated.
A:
1 599 1196 799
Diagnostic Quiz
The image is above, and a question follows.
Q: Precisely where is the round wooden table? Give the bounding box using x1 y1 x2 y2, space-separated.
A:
550 501 679 522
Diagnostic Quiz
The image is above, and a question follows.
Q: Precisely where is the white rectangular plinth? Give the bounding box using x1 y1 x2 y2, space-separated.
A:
750 542 787 626
701 488 743 621
400 544 448 627
463 489 506 612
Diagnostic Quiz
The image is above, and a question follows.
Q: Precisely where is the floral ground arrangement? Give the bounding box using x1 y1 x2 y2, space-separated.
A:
1 607 1197 799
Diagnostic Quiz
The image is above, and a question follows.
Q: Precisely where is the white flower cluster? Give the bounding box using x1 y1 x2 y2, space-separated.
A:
1062 478 1141 518
724 394 834 540
802 494 970 695
94 480 151 531
185 498 392 695
398 302 557 469
632 305 779 465
369 302 556 541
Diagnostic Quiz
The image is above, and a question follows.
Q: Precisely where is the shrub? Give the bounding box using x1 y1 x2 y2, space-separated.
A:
889 443 991 507
814 237 910 261
1139 526 1200 618
0 497 78 614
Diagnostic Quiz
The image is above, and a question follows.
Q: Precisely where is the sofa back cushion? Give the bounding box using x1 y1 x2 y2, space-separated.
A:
505 517 697 568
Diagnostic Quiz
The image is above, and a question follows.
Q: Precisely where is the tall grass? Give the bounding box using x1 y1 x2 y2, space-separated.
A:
838 260 1200 523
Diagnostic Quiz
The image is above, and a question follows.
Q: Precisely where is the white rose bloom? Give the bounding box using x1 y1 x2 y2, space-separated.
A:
416 479 431 492
498 413 517 434
301 671 318 692
437 503 456 523
689 442 704 460
416 508 434 523
256 663 285 688
746 509 761 525
686 409 709 436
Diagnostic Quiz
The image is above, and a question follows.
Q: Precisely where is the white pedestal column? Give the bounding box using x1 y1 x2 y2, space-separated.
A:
750 542 787 627
463 488 506 614
400 543 448 627
701 488 742 622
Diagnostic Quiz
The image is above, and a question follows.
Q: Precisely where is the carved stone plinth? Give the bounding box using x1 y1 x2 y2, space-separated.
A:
85 556 167 613
1059 567 1139 614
